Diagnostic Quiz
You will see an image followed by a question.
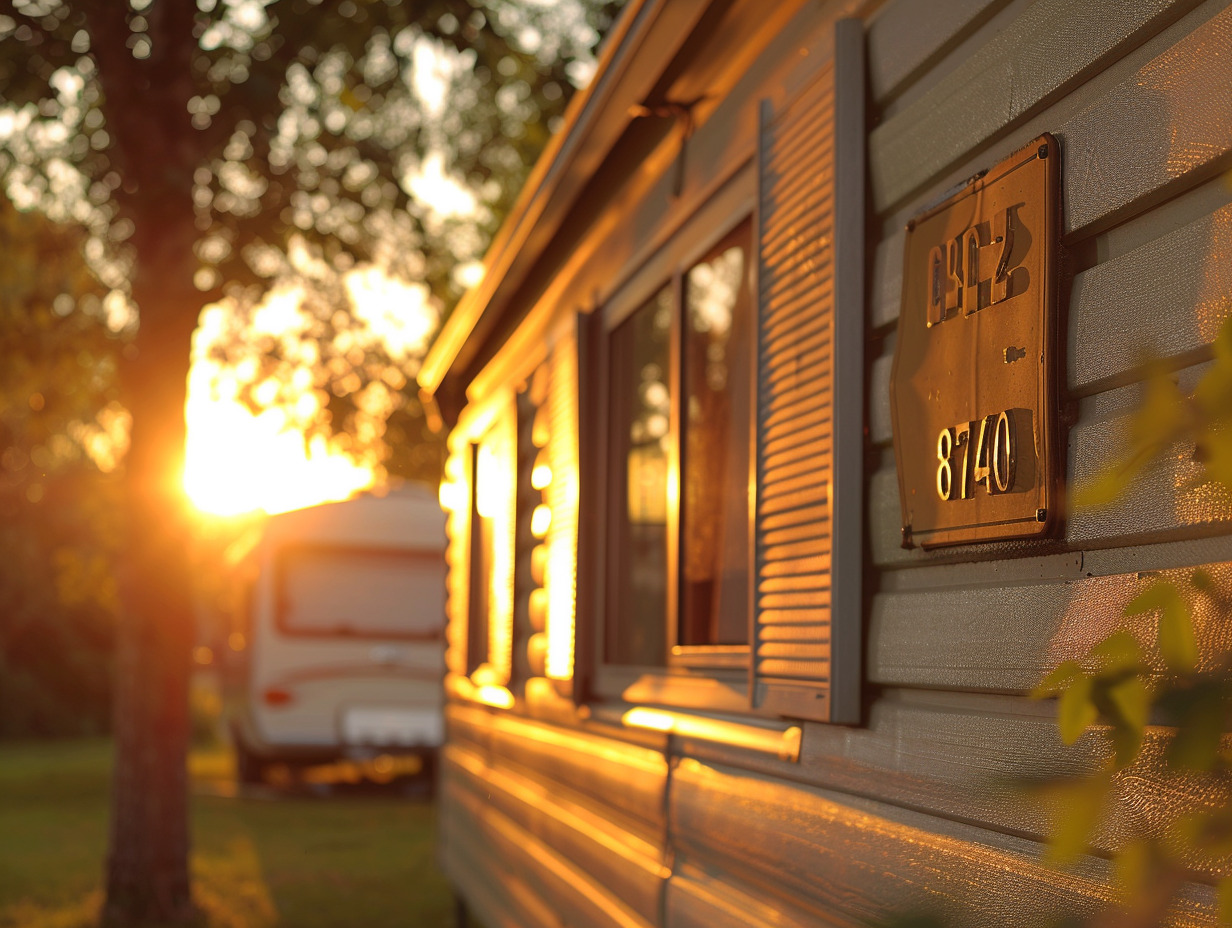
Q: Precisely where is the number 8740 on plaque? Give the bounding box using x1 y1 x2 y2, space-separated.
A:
936 410 1016 501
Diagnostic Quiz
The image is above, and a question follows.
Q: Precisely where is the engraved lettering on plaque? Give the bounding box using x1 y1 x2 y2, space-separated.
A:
890 135 1059 548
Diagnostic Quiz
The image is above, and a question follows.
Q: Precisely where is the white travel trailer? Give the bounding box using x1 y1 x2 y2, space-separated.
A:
228 486 447 784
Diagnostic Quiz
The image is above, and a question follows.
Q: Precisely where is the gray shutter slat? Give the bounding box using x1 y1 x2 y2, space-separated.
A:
751 18 864 725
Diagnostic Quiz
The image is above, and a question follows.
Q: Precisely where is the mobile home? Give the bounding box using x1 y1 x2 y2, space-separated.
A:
419 0 1232 923
227 487 446 783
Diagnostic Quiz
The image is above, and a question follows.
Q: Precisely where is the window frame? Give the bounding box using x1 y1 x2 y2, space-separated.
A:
588 179 759 711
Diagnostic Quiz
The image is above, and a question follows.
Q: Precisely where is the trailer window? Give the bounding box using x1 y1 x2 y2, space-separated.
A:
277 547 445 638
605 220 752 666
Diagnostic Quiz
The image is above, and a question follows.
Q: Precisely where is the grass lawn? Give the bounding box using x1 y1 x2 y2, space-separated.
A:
0 739 455 928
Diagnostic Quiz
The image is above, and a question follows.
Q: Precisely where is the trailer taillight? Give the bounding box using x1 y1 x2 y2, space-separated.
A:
263 687 293 707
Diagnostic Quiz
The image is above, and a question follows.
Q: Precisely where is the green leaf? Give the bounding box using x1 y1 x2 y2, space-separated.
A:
1090 631 1143 674
1124 579 1174 617
1199 426 1232 490
1218 875 1232 926
1125 580 1198 673
1159 602 1199 674
1114 839 1151 901
1033 660 1085 699
1104 676 1150 766
1043 775 1109 868
1070 469 1132 511
1058 674 1097 745
1167 689 1227 772
1192 568 1216 594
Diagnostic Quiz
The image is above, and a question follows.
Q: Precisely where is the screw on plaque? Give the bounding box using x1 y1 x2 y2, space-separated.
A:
1037 144 1048 159
1036 508 1047 522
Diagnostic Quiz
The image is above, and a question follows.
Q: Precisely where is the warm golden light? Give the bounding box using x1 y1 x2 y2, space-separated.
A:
184 385 375 516
544 342 579 681
530 503 552 537
438 479 464 513
477 406 517 681
531 449 552 490
183 265 438 517
475 684 514 709
621 707 803 761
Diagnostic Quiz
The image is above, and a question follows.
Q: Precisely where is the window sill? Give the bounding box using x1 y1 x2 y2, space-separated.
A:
593 703 801 762
596 666 750 714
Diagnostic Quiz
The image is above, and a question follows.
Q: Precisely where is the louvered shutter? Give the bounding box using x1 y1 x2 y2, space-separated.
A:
751 19 864 724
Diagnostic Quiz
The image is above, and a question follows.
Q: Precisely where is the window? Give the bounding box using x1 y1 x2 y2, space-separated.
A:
277 545 445 639
466 411 517 681
605 220 753 668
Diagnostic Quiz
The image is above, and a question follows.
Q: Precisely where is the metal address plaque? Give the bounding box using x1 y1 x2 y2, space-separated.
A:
891 134 1059 548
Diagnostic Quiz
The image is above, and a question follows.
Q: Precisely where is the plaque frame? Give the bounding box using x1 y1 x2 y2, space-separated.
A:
890 134 1060 549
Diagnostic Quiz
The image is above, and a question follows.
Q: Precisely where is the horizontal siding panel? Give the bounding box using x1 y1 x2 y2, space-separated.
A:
666 862 835 928
674 692 1232 880
869 229 905 330
867 0 1009 102
441 802 563 928
870 0 1201 212
670 759 1217 927
443 748 655 928
870 558 1232 692
488 713 669 837
1069 197 1232 394
1059 2 1232 235
868 350 894 446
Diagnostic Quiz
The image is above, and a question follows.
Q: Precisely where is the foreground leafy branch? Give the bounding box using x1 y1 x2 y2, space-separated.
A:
1033 313 1232 925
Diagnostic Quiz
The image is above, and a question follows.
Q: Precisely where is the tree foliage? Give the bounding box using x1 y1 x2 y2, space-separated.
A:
0 0 621 483
0 191 122 737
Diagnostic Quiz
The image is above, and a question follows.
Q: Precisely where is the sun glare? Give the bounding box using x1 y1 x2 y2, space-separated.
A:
184 381 375 517
183 264 436 518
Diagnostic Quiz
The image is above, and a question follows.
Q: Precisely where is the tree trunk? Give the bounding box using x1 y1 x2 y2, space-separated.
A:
103 290 202 927
84 5 211 923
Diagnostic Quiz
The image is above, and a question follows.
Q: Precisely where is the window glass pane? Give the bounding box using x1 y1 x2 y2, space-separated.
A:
607 285 672 666
279 548 445 637
680 230 751 646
